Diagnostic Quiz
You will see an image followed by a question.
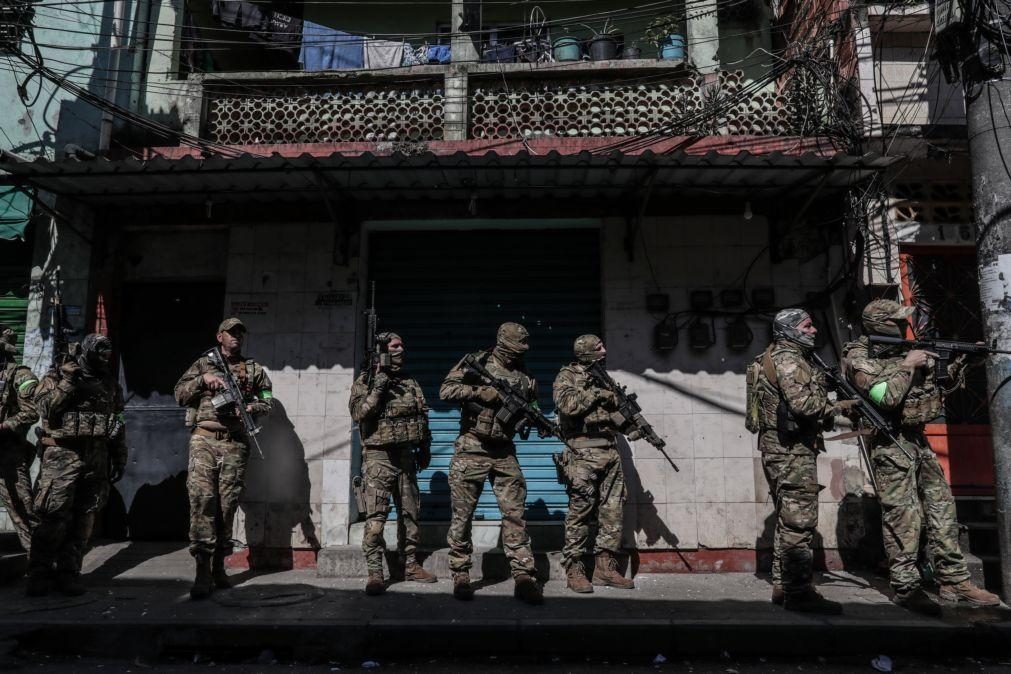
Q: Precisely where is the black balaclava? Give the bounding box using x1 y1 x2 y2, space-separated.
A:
79 333 113 377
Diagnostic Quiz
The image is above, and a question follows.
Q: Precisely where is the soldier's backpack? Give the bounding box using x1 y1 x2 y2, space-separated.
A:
744 347 778 434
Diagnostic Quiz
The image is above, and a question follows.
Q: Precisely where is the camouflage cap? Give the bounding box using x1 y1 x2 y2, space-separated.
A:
217 317 247 334
862 299 915 325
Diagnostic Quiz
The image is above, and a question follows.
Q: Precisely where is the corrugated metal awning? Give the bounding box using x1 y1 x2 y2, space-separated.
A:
0 149 896 206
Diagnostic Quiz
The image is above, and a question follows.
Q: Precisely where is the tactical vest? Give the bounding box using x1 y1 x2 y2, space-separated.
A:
48 375 123 441
459 351 534 442
843 339 942 427
359 376 428 447
557 363 620 440
189 357 259 427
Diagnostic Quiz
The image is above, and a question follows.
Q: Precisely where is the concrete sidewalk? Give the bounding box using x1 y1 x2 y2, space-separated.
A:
0 541 1008 661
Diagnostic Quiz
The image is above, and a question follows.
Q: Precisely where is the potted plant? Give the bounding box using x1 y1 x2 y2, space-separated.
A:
553 27 583 62
645 14 685 61
622 40 641 60
581 19 620 61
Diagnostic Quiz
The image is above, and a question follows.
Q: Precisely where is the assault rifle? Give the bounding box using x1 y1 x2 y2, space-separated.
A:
461 353 560 439
206 347 264 458
362 282 390 387
585 361 679 473
869 335 1011 379
49 270 71 370
809 353 912 485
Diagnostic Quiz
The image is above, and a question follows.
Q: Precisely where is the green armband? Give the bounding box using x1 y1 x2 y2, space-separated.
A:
18 379 37 393
258 390 273 400
869 382 888 405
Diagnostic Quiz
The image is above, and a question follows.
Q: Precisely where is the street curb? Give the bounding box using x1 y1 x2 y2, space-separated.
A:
4 618 1009 660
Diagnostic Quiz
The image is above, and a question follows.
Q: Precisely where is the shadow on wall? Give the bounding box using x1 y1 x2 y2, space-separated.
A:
616 435 681 572
754 454 885 580
241 399 320 570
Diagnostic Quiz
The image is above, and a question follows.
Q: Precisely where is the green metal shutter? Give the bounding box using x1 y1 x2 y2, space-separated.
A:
0 293 29 360
368 227 601 521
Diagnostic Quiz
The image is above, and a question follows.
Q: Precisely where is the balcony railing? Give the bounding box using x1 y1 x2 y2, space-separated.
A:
192 58 817 146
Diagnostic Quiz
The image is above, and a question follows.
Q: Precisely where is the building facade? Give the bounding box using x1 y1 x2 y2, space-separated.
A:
1 0 912 575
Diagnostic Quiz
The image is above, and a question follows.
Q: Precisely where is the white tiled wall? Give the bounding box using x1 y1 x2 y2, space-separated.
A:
225 222 358 548
603 216 866 551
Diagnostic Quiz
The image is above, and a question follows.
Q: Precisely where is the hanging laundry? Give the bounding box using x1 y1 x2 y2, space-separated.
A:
251 10 303 58
402 45 425 66
426 44 451 64
363 39 405 69
212 0 265 30
299 21 364 71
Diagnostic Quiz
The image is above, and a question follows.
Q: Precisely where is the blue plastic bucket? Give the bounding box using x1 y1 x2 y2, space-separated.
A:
553 36 582 62
660 34 685 61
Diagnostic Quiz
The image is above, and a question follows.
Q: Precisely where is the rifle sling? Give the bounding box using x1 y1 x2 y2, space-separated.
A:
825 428 875 442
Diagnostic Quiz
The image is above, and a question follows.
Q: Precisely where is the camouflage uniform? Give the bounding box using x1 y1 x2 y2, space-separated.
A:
349 363 431 573
439 346 537 579
0 358 39 551
31 335 127 578
842 332 969 593
174 339 272 559
553 360 629 569
752 338 832 595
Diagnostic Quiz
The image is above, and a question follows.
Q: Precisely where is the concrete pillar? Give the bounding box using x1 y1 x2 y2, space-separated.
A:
687 0 720 75
444 65 469 141
451 0 479 64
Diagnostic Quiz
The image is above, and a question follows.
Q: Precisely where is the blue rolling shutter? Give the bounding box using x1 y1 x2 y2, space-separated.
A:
368 227 601 521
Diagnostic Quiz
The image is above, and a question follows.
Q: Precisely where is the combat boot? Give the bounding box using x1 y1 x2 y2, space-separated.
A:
783 587 842 615
404 556 437 584
189 553 213 600
211 552 232 590
365 570 386 596
771 584 785 605
592 551 635 589
513 573 543 605
893 586 942 617
452 571 474 601
54 572 86 597
25 567 51 597
565 561 593 594
939 580 1001 607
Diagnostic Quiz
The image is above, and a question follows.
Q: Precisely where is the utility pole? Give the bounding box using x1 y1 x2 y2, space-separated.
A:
940 0 1011 599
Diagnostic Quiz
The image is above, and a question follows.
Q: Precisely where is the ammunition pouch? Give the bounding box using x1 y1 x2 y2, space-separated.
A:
462 402 516 441
50 410 124 440
775 398 800 435
360 414 427 447
211 389 240 416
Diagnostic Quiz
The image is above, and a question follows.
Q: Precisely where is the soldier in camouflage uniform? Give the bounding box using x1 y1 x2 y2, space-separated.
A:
842 299 999 615
349 332 436 596
553 334 636 594
0 325 39 553
750 309 843 614
175 318 272 600
28 334 127 597
439 322 542 605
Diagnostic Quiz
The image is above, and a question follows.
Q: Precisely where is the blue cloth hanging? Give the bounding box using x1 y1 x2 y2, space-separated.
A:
426 44 451 64
299 21 365 71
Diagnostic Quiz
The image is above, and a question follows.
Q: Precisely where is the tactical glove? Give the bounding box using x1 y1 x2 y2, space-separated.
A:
415 441 432 472
372 372 391 391
627 428 644 441
595 390 618 407
476 386 499 404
